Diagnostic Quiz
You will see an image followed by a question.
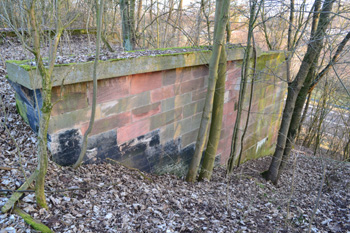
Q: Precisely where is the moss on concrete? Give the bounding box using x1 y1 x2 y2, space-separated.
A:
6 60 36 71
15 95 29 124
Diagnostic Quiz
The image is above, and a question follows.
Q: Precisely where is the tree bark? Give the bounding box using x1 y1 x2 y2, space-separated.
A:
195 0 205 45
226 20 231 43
186 0 230 182
263 0 335 184
198 44 227 181
120 0 135 50
227 0 259 173
278 28 350 179
73 0 103 169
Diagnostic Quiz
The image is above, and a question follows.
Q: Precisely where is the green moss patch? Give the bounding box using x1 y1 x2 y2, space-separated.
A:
13 207 53 233
15 95 29 124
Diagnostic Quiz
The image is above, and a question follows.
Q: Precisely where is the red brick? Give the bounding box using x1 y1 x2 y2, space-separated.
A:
81 111 131 136
224 112 237 127
87 76 130 104
117 118 150 144
151 85 175 103
180 78 204 94
162 67 193 86
176 67 193 82
225 76 239 90
132 102 161 121
130 72 162 94
226 61 236 71
220 127 234 140
223 101 235 116
174 83 182 95
192 88 207 101
220 149 231 165
227 67 241 82
162 69 177 86
217 138 228 154
192 65 209 78
51 83 88 116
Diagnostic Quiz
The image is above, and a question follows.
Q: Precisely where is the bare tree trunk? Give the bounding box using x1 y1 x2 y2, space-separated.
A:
226 20 231 43
163 0 174 47
263 0 335 185
28 1 52 209
297 92 312 140
236 34 257 167
120 0 135 50
26 0 77 208
156 0 159 47
130 0 136 46
73 0 103 169
227 0 260 173
186 0 230 182
278 28 350 178
175 0 183 46
194 0 205 45
286 0 295 82
198 43 227 181
137 0 142 24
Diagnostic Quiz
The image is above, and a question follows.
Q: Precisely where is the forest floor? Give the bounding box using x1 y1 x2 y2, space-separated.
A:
0 36 350 232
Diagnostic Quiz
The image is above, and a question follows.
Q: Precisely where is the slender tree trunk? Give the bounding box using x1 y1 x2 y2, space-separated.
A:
198 44 227 181
297 91 312 140
137 0 142 24
236 35 257 167
286 0 294 82
120 0 134 50
176 0 183 46
186 0 230 182
73 0 103 169
279 28 350 178
227 0 259 173
226 20 231 43
130 0 136 46
195 0 205 45
28 0 51 209
263 0 335 184
163 0 174 47
156 0 159 48
309 31 350 92
24 0 79 209
277 67 317 178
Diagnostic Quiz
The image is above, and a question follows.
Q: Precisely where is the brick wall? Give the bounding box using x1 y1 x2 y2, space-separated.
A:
8 49 287 175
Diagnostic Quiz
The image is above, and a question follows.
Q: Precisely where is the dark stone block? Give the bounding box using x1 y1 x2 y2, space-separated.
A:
137 135 145 140
180 143 195 162
148 138 186 174
52 129 81 166
86 130 120 164
50 127 194 176
149 133 160 147
120 152 152 173
120 141 148 159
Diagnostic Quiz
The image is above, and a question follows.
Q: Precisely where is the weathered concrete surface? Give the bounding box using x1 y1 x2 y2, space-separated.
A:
6 46 253 89
7 48 287 176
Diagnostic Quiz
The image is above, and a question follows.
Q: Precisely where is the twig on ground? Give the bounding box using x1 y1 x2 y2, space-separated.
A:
1 170 38 213
0 166 14 171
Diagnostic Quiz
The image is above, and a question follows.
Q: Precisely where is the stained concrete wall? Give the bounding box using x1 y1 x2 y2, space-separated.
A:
7 47 287 175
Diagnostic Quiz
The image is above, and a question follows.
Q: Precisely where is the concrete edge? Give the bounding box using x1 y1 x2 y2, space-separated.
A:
7 47 285 90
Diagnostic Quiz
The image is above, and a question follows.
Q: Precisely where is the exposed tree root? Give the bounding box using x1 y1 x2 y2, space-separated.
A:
13 207 53 233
